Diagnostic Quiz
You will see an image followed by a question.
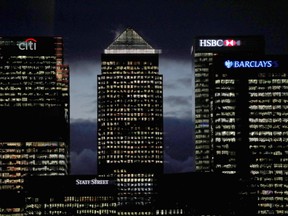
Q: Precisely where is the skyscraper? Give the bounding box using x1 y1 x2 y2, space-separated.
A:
210 55 288 215
97 28 163 214
193 36 265 171
0 37 70 194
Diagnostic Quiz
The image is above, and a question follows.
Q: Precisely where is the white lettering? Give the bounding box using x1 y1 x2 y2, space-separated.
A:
267 61 273 67
225 60 276 69
76 179 90 185
91 179 109 185
200 39 241 47
18 43 26 50
17 38 37 51
234 61 240 68
199 39 224 47
249 61 255 67
216 40 223 46
199 40 206 47
76 178 109 185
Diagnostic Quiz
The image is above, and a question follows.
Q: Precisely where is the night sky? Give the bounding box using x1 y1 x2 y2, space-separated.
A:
1 0 288 174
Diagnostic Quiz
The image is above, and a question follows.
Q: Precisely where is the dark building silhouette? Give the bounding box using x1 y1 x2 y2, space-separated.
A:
155 172 244 215
19 173 244 216
23 175 116 215
0 37 69 215
210 55 288 215
194 36 288 214
97 28 163 214
192 36 265 172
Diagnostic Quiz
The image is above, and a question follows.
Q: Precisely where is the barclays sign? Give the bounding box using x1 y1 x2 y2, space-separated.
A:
224 60 278 69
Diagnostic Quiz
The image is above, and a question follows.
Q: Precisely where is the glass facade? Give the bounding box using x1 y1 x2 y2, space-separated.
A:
193 36 265 172
194 52 216 171
0 37 69 110
0 37 70 214
97 28 163 215
98 56 163 171
211 55 288 214
0 142 68 191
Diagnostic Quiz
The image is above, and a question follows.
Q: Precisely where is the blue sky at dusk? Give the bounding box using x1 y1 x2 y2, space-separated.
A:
1 0 288 174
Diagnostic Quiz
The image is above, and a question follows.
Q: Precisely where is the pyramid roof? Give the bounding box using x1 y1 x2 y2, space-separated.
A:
104 28 161 54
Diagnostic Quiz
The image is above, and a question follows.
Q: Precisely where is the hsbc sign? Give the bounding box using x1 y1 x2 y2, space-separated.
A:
199 39 241 47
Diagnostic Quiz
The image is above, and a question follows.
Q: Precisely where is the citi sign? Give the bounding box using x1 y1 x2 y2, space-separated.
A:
199 39 241 47
224 60 278 69
18 38 37 50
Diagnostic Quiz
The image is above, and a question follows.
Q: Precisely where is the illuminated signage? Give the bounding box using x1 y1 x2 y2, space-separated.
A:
224 60 278 68
76 178 109 185
18 38 37 50
199 39 241 47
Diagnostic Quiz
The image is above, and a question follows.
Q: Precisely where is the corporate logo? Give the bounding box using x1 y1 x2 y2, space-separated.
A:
224 60 279 68
199 39 241 47
76 178 109 185
18 38 37 50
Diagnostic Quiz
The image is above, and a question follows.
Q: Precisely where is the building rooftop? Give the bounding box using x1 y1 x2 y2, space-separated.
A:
104 28 161 54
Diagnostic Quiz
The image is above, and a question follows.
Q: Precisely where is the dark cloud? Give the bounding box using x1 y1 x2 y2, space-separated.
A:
164 154 194 173
164 95 193 119
164 77 192 90
164 117 194 160
163 117 195 173
70 149 97 175
70 119 97 153
165 110 193 120
70 119 97 174
177 77 192 88
164 95 192 107
69 61 100 75
164 83 178 90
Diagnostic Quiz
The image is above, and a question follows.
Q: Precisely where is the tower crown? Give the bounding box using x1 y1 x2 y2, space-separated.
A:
104 28 161 54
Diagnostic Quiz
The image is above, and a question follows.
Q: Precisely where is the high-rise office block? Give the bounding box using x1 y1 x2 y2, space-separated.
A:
97 28 163 214
0 37 70 194
193 36 265 171
210 55 288 215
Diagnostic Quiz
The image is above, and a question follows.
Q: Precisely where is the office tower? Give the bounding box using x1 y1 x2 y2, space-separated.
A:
0 37 70 194
97 28 163 214
193 36 265 171
210 55 288 215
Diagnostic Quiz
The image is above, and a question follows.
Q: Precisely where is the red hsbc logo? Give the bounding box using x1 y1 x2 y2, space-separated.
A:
18 38 37 50
224 39 241 47
199 39 241 47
